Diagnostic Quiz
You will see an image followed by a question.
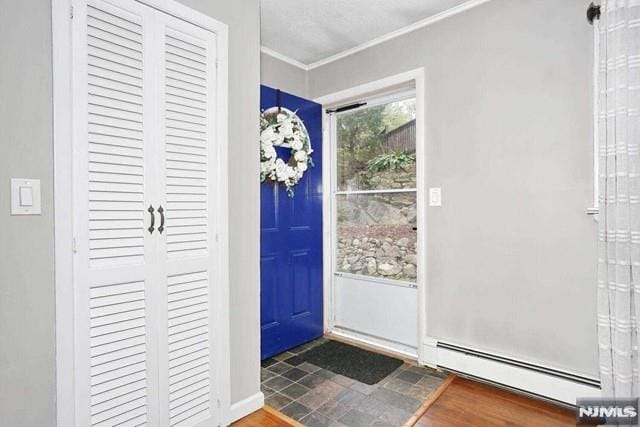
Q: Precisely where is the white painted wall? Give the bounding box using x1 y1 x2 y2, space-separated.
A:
261 52 308 97
0 0 261 424
307 0 598 377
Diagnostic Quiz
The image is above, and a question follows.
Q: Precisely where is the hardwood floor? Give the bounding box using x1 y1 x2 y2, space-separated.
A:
415 376 576 427
233 406 301 427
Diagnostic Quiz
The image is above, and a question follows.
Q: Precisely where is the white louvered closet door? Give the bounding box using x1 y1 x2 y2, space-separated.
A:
154 13 219 427
73 0 157 425
72 1 220 426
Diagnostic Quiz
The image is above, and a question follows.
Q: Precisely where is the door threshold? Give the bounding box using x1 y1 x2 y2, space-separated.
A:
402 374 456 427
326 330 419 363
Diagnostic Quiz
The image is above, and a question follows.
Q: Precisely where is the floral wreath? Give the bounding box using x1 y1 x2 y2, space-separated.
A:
260 107 314 197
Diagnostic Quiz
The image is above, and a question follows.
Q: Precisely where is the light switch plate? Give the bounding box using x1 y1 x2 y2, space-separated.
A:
11 178 41 215
20 186 34 206
429 187 442 207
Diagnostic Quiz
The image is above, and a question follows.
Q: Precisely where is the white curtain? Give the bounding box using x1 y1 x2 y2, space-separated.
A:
598 0 640 397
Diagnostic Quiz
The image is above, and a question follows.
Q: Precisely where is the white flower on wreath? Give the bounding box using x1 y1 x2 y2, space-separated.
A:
290 137 303 151
261 158 275 174
274 158 287 179
279 121 294 137
260 106 314 197
262 143 276 160
294 151 307 162
260 126 276 143
274 131 285 146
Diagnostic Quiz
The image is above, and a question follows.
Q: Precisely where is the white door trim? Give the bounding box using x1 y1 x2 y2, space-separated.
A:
52 2 75 424
52 0 230 424
315 68 428 364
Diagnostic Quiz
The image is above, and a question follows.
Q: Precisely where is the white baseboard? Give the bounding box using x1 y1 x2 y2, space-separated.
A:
422 336 438 368
423 338 601 405
228 392 264 424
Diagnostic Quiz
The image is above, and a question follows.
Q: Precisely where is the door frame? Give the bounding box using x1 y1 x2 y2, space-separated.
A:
52 0 230 424
315 68 427 364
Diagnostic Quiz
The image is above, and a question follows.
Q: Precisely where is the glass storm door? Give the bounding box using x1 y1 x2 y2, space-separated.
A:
330 91 419 356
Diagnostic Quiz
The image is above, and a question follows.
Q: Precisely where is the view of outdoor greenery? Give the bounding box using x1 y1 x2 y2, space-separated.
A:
337 98 416 191
336 98 418 282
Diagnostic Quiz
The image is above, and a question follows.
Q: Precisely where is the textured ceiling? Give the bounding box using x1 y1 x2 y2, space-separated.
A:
261 0 470 65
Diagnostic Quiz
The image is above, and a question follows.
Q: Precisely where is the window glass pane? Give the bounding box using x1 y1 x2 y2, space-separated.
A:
337 98 416 191
336 192 417 282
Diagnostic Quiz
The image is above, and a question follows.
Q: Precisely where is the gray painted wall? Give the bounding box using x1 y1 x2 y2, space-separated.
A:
261 52 308 97
0 1 56 425
178 0 262 407
308 0 598 376
0 0 260 424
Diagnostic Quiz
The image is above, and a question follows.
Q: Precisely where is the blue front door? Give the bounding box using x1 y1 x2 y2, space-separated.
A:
260 86 324 359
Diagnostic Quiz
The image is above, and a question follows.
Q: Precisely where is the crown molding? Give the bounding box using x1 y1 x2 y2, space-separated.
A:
261 0 493 71
260 46 311 71
306 0 493 69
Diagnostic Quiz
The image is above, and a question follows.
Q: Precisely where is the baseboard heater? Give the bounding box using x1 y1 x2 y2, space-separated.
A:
434 341 601 405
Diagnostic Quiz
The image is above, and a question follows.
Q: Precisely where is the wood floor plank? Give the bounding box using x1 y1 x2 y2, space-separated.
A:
232 406 297 427
415 377 577 427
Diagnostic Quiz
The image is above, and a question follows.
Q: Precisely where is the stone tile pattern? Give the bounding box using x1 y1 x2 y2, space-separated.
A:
261 338 447 427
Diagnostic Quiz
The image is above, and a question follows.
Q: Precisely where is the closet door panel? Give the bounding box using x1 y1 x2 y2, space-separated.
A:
73 0 156 425
155 14 219 427
73 2 222 426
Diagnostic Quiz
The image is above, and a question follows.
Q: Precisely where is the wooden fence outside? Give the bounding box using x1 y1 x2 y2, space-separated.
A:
383 119 416 153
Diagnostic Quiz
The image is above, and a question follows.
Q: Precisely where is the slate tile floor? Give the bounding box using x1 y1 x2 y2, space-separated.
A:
261 337 448 427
